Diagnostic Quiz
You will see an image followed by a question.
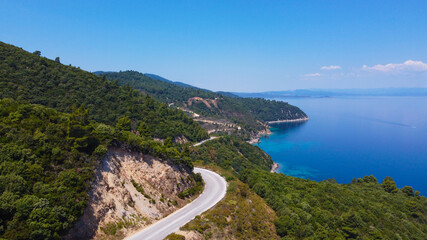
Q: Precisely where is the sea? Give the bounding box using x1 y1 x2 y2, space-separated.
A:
256 96 427 194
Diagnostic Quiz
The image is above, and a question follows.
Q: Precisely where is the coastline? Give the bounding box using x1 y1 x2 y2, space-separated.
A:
267 117 309 124
248 117 309 144
247 128 272 144
247 138 260 144
270 162 279 173
255 117 309 173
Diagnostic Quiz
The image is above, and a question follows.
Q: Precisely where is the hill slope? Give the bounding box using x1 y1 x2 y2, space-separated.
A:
0 41 210 239
0 42 208 142
95 71 307 139
0 99 204 239
241 169 427 239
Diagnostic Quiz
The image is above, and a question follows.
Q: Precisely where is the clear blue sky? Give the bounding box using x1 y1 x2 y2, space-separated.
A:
1 0 426 92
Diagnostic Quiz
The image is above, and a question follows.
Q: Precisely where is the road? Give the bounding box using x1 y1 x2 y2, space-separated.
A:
193 136 218 146
126 167 227 240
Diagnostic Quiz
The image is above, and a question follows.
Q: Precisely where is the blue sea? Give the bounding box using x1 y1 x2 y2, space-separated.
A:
256 96 427 194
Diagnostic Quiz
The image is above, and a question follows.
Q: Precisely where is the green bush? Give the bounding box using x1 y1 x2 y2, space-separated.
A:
178 173 204 199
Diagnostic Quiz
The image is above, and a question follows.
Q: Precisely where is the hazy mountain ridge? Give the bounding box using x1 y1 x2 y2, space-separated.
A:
144 73 202 89
235 88 427 98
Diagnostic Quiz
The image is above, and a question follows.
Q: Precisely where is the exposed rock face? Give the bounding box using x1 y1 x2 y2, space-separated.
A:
187 97 219 109
66 148 194 240
173 135 189 144
247 122 273 144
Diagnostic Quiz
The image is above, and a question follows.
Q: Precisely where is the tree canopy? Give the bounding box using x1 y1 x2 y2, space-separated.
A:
97 71 307 137
0 41 208 142
0 99 199 239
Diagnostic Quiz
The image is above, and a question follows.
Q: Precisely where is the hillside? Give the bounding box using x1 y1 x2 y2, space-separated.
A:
241 170 427 239
67 149 201 239
0 99 204 239
189 138 427 240
95 71 307 139
190 136 274 172
0 42 209 239
179 166 280 240
0 42 208 142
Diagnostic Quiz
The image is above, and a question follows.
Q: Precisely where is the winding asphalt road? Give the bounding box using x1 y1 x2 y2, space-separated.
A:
193 136 218 146
126 167 227 240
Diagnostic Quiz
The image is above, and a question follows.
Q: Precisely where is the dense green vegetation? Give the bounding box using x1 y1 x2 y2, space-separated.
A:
0 42 208 142
177 173 204 199
0 100 95 239
95 71 216 103
97 71 307 136
0 42 210 239
240 170 427 239
165 233 186 240
0 41 206 239
190 136 274 172
0 99 201 239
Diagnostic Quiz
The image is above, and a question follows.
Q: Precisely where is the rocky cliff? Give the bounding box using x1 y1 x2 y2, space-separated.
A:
66 148 198 240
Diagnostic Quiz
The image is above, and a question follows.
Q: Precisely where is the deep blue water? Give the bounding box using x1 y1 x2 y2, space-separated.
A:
256 97 427 194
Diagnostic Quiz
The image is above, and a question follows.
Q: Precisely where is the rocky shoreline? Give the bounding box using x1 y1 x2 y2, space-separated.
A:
247 127 272 144
267 117 309 124
250 117 310 173
270 162 279 173
248 117 309 144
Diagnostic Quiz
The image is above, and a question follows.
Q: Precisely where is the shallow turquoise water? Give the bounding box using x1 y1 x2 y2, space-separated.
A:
256 96 427 194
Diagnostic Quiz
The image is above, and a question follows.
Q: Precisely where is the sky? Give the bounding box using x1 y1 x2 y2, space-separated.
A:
1 0 426 92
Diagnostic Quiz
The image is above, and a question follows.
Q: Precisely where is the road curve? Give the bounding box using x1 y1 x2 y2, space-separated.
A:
126 168 227 240
193 136 218 147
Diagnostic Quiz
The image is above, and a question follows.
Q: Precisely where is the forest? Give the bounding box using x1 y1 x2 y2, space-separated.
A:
241 169 426 239
0 41 206 239
97 71 307 135
0 99 201 239
0 42 208 142
189 136 273 172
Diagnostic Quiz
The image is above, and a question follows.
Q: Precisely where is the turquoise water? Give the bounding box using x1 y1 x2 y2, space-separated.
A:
256 97 427 194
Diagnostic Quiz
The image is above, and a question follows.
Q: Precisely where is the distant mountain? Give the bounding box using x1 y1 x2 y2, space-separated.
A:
92 70 115 75
144 73 201 89
144 74 240 98
234 88 427 98
216 91 240 98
